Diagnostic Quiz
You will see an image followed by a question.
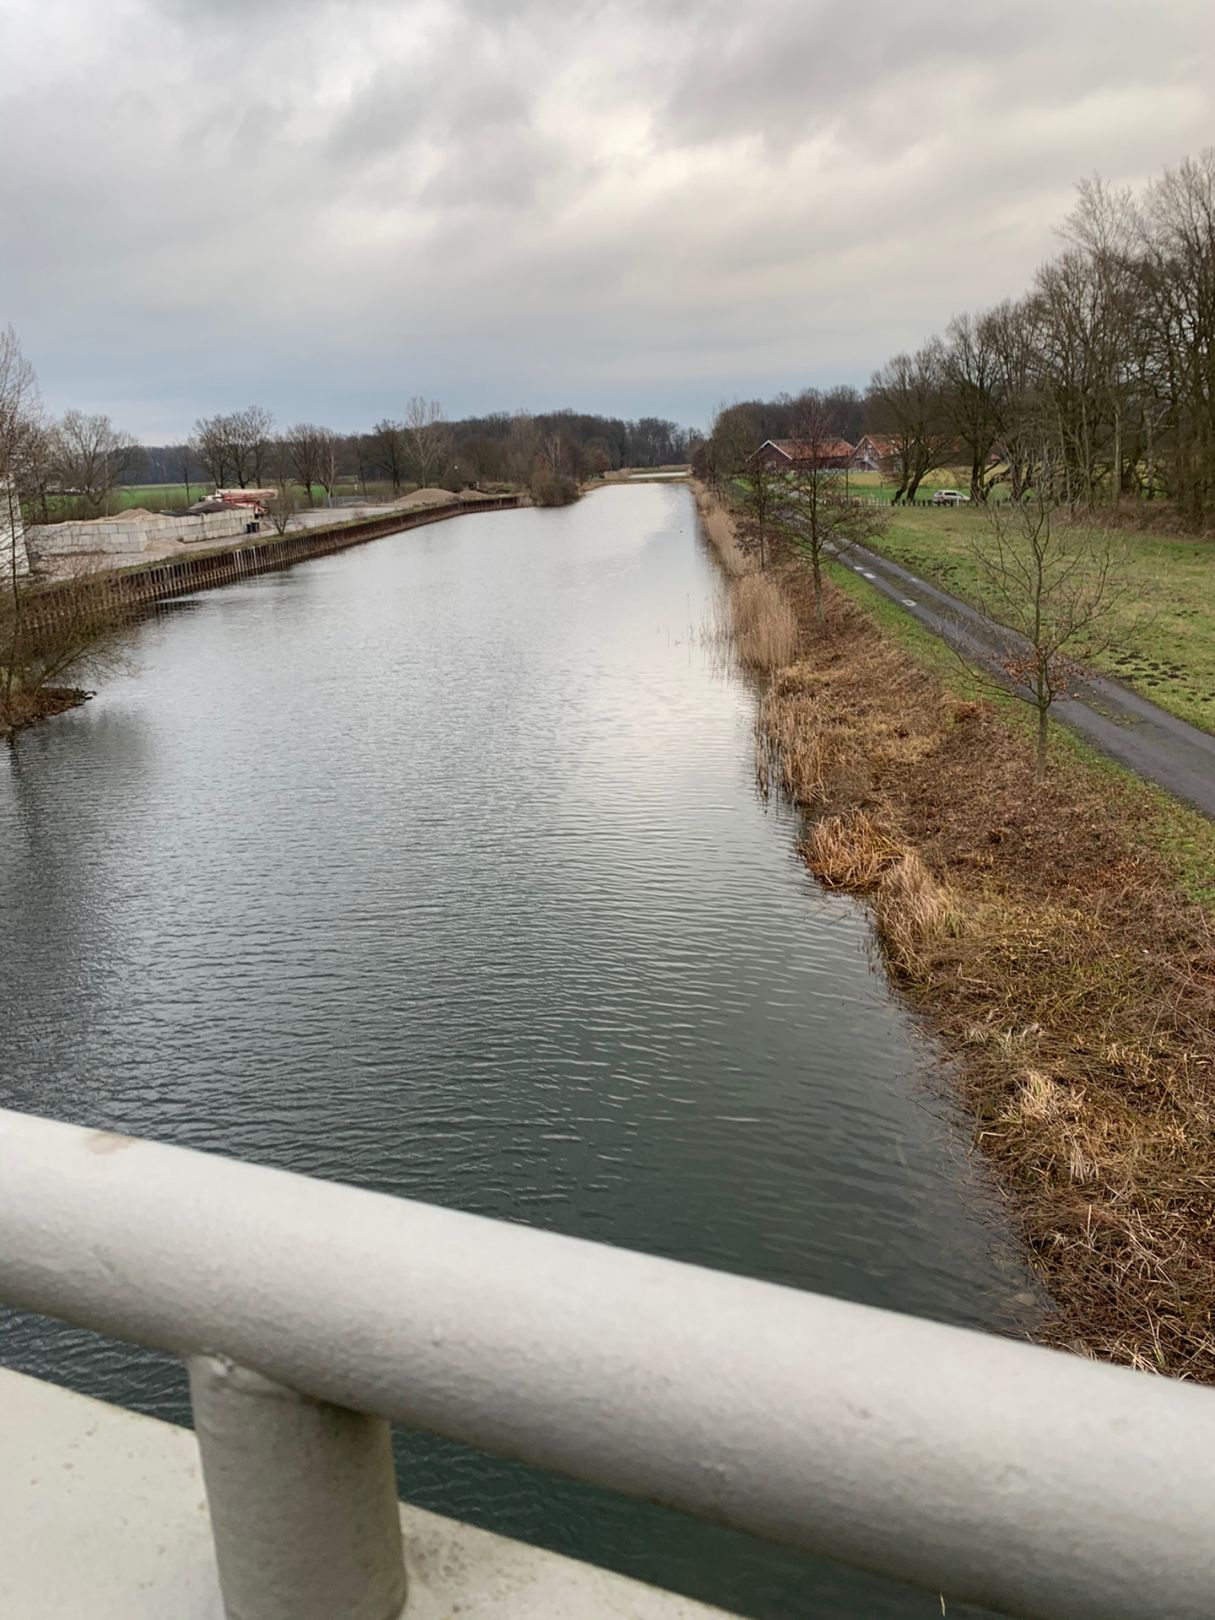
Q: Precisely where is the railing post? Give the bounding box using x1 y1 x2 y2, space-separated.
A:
188 1355 407 1620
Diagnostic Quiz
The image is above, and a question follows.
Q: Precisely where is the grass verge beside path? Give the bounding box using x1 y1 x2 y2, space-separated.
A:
828 560 1215 911
869 505 1215 734
692 480 1215 1382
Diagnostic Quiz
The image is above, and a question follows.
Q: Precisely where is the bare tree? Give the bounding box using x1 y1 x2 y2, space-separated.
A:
982 297 1044 503
315 427 341 502
868 344 951 503
505 413 538 486
1138 151 1215 525
736 449 788 570
782 398 890 624
51 410 137 516
283 423 324 505
366 418 407 495
965 494 1133 777
230 405 275 487
942 313 1002 503
189 414 235 489
705 402 760 493
0 553 134 734
403 397 450 488
539 431 565 476
266 482 299 535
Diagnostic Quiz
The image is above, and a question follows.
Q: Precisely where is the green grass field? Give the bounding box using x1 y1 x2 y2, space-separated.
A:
843 467 1012 503
114 484 206 509
30 480 385 520
866 505 1215 734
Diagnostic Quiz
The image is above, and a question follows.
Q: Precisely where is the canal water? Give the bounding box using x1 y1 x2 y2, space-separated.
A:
0 485 1032 1617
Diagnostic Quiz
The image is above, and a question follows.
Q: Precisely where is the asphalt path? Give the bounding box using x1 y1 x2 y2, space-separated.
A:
835 541 1215 819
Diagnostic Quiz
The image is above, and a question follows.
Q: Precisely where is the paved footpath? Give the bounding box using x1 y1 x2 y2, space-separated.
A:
836 542 1215 820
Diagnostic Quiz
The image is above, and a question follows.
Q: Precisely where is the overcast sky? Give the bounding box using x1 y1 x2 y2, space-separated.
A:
2 0 1212 440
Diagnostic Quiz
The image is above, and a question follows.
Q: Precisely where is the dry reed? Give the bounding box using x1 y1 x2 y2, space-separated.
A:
729 574 799 672
692 480 752 576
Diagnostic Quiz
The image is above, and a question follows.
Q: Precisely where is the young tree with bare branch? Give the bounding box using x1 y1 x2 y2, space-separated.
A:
736 450 789 570
266 482 299 535
965 494 1134 777
781 398 890 624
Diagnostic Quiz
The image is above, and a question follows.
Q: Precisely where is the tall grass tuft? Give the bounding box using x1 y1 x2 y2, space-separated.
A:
730 574 799 672
871 851 963 980
803 811 903 891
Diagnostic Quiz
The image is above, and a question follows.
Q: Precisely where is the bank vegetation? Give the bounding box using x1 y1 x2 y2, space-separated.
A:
695 477 1215 1382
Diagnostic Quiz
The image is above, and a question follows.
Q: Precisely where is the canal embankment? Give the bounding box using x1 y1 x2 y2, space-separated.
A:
693 478 1215 1382
1 496 520 740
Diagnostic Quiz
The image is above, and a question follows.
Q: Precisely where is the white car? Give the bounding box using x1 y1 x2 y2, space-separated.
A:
931 488 969 506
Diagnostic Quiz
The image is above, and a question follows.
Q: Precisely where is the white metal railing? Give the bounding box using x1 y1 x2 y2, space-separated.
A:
0 1105 1211 1620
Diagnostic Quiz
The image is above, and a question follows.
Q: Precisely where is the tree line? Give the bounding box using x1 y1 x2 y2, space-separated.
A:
137 406 690 507
697 149 1215 524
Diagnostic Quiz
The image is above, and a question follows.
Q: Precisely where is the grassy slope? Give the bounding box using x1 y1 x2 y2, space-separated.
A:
828 559 1215 910
866 505 1215 733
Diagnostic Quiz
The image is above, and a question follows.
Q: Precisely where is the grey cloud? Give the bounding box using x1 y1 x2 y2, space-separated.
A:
0 0 1211 438
328 66 531 165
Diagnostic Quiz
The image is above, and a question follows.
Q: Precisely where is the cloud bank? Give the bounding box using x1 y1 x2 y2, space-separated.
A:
1 0 1211 436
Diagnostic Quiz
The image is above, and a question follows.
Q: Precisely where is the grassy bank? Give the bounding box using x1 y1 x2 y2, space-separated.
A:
869 505 1215 734
693 480 1215 1381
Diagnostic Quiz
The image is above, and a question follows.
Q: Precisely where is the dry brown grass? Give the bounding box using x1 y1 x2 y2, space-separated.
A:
729 574 799 672
872 850 964 981
692 480 752 577
760 561 1215 1381
804 811 903 891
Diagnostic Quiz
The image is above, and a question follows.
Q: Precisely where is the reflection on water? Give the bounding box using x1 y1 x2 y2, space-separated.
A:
0 485 1032 1617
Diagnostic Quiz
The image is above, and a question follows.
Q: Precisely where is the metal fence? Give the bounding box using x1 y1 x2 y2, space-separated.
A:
0 1106 1211 1620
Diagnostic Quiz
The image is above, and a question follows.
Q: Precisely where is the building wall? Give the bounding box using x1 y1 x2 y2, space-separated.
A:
26 509 256 561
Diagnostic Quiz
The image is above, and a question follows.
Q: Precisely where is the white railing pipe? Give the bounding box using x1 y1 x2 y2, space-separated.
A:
0 1106 1212 1620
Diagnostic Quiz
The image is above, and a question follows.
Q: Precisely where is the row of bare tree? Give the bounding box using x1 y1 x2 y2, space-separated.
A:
149 409 688 501
870 154 1215 517
7 402 138 522
189 398 449 506
699 150 1215 522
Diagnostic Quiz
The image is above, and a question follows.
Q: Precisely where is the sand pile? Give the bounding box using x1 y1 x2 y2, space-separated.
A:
76 507 162 523
390 487 457 508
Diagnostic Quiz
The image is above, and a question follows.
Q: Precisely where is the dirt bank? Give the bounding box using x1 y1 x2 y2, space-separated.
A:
0 686 91 739
694 480 1215 1381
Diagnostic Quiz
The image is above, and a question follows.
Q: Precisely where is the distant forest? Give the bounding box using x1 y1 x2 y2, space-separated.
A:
135 408 691 491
